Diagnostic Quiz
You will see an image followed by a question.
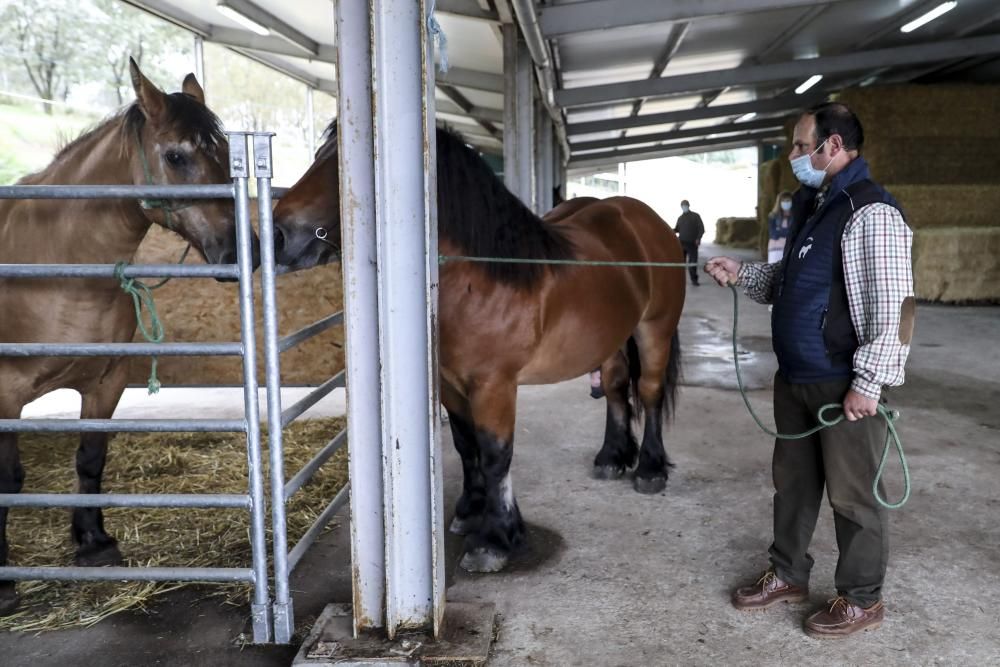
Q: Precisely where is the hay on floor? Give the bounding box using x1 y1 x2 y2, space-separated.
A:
0 417 348 633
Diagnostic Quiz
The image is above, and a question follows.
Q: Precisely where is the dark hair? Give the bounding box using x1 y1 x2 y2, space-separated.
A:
681 199 690 207
807 102 864 152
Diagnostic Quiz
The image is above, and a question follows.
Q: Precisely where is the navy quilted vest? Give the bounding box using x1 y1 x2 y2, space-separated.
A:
772 157 902 384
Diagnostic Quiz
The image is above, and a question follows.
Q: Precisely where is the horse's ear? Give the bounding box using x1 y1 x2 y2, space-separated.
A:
129 57 166 121
182 73 205 104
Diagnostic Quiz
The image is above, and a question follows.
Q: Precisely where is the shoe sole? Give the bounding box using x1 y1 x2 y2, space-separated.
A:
733 594 809 612
804 620 882 639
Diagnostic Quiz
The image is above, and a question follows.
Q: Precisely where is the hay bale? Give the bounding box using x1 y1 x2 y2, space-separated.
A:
0 417 348 633
837 85 1000 140
912 227 1000 302
130 226 344 386
864 139 1000 185
889 185 1000 229
716 217 760 249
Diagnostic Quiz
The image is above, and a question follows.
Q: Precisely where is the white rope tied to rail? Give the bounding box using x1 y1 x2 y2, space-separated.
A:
428 1 450 73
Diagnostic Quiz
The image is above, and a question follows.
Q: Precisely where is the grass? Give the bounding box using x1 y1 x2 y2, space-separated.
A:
0 101 103 184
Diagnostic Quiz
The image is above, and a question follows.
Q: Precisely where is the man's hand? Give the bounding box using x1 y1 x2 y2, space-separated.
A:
843 389 879 422
704 256 741 286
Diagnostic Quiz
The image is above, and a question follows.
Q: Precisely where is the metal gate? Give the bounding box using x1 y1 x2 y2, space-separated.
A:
0 131 346 644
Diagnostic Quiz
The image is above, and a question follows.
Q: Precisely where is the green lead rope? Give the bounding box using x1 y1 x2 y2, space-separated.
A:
438 254 910 509
114 262 165 394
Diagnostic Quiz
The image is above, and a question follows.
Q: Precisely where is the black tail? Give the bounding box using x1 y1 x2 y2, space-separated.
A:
624 330 682 424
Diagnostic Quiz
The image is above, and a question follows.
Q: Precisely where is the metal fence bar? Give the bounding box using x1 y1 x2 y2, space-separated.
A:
0 419 244 433
279 371 345 428
0 493 249 508
0 566 253 582
230 132 273 644
283 429 348 501
0 264 238 279
277 312 344 353
286 484 350 574
0 342 242 357
0 184 235 199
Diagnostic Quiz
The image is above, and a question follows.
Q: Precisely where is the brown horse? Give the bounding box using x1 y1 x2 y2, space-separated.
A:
271 125 685 572
0 59 256 613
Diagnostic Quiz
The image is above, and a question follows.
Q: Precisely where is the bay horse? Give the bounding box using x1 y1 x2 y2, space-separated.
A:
0 59 257 613
271 124 684 572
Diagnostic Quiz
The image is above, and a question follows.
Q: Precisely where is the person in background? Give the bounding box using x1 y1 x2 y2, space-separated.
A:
768 191 794 264
674 199 705 286
705 102 914 639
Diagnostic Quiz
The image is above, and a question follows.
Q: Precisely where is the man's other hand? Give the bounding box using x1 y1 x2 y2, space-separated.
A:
704 256 741 286
843 389 879 422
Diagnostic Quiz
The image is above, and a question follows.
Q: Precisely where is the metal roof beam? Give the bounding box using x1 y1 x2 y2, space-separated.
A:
121 0 212 35
571 117 784 152
556 34 1000 107
218 0 319 56
623 22 690 130
438 84 503 139
539 0 840 38
437 67 504 93
568 93 816 136
568 129 783 169
435 0 500 22
209 27 337 60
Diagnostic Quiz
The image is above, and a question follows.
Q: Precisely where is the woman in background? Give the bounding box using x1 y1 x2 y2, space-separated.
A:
768 191 794 264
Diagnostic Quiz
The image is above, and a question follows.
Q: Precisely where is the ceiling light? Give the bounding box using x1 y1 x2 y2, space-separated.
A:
795 75 823 95
736 112 757 122
900 2 957 33
217 3 270 36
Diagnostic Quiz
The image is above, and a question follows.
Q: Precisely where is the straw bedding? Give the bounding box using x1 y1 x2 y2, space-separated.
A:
0 417 347 633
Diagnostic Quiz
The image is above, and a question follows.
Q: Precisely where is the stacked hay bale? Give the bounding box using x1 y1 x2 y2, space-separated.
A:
837 84 1000 302
716 216 761 249
129 225 344 386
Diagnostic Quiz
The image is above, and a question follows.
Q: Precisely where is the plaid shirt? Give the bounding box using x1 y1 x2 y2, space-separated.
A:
738 201 914 400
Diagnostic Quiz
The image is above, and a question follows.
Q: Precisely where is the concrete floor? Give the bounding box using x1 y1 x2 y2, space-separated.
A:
2 244 999 665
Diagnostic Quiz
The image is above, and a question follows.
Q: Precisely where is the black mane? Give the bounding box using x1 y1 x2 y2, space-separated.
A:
319 120 573 287
54 93 225 163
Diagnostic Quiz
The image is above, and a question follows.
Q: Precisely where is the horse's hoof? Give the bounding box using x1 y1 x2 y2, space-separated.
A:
592 464 625 480
0 585 19 617
634 476 667 494
449 515 480 536
75 540 124 567
459 548 509 573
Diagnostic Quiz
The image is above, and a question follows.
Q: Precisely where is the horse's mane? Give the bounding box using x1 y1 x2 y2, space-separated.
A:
319 120 573 287
50 93 225 166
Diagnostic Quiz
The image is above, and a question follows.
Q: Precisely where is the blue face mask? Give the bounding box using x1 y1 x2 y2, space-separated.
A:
780 200 793 212
790 139 831 189
681 205 690 213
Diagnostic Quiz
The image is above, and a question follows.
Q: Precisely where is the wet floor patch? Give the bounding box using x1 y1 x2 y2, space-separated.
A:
679 317 775 391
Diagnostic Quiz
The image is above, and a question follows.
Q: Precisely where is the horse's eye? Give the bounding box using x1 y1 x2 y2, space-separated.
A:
164 150 186 167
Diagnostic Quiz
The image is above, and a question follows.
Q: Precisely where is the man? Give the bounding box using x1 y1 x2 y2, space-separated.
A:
674 199 704 285
705 102 914 639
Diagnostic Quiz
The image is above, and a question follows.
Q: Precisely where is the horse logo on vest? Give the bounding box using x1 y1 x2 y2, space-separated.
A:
798 237 814 260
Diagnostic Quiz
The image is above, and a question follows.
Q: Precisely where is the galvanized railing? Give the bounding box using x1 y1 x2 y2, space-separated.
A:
0 132 274 642
251 138 349 643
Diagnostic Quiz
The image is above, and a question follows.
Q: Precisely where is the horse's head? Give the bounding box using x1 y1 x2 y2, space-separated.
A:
126 58 259 273
272 122 340 271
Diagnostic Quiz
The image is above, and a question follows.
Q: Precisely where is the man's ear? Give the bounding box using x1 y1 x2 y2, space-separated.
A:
130 57 166 121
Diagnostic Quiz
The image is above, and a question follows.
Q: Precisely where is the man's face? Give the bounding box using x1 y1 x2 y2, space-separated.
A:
789 114 822 166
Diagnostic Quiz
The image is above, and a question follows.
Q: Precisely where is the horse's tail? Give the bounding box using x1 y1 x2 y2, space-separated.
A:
625 330 682 425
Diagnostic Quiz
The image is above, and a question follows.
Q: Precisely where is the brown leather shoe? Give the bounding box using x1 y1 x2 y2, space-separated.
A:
732 569 808 611
804 597 884 638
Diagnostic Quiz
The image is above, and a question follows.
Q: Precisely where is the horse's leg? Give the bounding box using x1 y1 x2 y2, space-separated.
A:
633 326 680 494
0 399 25 615
459 377 524 573
72 364 127 566
592 349 638 479
447 410 487 536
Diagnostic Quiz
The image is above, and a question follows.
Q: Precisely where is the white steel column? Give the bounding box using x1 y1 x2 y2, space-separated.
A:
193 35 205 87
372 0 443 638
335 0 385 636
536 105 553 213
503 24 535 208
306 86 316 158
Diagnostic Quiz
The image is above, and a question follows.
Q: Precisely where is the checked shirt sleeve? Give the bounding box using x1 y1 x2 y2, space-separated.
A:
842 203 914 400
736 261 781 304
